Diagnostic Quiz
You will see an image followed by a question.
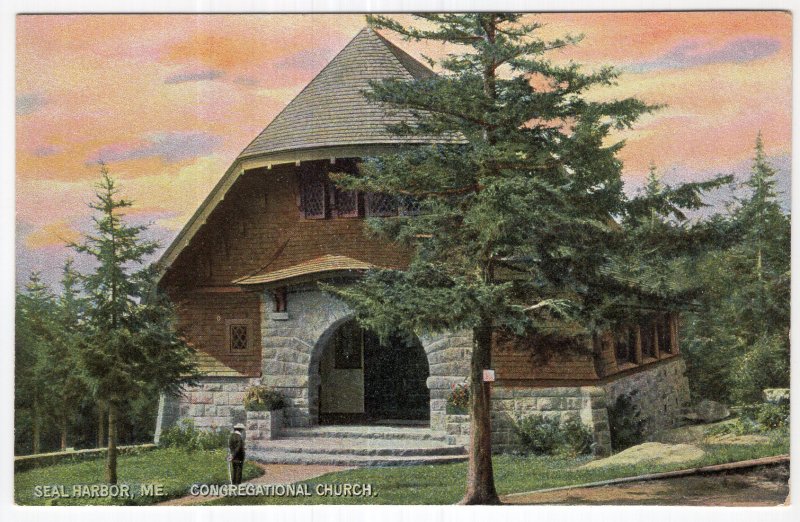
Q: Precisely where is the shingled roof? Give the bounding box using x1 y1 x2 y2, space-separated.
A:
238 27 436 159
157 27 444 279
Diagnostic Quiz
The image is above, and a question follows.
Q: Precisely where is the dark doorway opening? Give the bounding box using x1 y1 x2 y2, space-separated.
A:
317 320 430 426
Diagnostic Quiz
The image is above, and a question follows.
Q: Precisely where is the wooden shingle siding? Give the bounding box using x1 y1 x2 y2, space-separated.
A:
162 163 411 290
173 291 262 377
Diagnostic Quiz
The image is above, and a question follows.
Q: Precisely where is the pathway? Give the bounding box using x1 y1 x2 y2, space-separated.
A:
157 462 354 506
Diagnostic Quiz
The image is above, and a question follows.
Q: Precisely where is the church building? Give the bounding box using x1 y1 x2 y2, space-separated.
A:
154 28 690 462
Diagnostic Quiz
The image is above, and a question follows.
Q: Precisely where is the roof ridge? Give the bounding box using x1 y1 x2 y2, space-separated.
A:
370 29 434 79
235 27 373 160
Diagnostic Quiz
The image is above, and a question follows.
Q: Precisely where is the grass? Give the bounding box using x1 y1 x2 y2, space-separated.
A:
14 448 263 506
210 430 788 505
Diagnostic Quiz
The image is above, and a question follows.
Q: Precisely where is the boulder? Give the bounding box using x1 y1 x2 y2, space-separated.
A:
763 388 790 405
694 399 730 423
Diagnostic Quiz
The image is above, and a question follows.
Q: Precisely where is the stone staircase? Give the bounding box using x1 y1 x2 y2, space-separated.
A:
248 425 468 467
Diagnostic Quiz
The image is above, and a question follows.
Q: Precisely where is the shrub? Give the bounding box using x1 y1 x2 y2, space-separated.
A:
243 385 285 411
158 419 229 451
446 383 469 414
705 402 789 437
756 403 789 430
560 419 594 457
607 391 646 452
512 415 593 456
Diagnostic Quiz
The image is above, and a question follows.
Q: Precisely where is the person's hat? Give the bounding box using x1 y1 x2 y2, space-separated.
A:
233 423 245 430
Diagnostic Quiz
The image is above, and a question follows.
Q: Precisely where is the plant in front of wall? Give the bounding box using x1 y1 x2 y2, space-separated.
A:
607 391 646 451
243 385 285 411
446 382 470 414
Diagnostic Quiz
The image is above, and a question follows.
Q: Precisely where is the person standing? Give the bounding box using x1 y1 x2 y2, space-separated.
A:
227 423 246 485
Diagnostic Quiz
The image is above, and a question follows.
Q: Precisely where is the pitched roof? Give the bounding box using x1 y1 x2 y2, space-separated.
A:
157 28 442 280
234 254 375 286
238 27 436 159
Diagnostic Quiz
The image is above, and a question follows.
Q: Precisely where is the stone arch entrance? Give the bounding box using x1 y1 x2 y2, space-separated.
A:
311 318 430 425
262 287 471 429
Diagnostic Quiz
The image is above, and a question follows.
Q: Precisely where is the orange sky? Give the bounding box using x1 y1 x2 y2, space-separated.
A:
15 12 792 288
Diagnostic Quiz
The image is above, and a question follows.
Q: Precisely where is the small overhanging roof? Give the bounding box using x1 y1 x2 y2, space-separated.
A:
233 254 374 286
156 27 447 282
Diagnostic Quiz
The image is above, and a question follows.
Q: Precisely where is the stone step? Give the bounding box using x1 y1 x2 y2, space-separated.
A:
249 437 467 457
281 425 452 443
248 449 468 467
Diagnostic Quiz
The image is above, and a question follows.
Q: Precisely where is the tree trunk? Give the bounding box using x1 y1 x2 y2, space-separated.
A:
32 404 41 455
97 401 106 448
60 413 68 451
105 403 118 484
459 324 500 505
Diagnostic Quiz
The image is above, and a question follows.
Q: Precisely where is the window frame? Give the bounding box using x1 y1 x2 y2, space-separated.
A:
225 319 253 354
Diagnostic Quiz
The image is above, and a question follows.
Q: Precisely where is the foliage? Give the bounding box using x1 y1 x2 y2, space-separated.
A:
66 165 200 482
446 383 470 413
681 135 790 405
323 12 709 503
243 385 285 411
511 415 593 456
158 419 229 451
14 447 263 506
706 401 790 437
607 391 646 452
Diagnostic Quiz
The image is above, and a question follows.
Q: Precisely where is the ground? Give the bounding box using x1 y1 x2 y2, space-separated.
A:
158 463 352 506
14 423 789 506
504 464 789 506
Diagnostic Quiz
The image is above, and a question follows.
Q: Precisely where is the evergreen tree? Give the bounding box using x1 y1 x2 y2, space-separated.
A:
71 165 198 483
44 258 90 451
329 14 663 504
682 134 790 404
15 273 58 454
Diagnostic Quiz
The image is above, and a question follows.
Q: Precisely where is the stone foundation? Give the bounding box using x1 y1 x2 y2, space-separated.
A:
604 356 690 437
155 284 689 456
487 356 689 455
155 376 259 440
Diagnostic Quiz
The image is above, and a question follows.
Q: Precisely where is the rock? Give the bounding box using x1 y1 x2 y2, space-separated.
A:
763 388 790 405
581 442 705 469
694 399 730 423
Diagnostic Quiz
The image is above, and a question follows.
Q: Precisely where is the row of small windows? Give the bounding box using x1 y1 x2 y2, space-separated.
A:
614 314 676 367
299 169 419 219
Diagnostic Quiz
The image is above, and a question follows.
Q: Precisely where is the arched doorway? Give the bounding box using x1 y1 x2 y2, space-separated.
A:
315 319 430 425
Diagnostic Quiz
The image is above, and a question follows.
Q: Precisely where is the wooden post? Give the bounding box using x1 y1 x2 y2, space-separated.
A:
670 313 680 354
652 321 660 359
634 325 643 365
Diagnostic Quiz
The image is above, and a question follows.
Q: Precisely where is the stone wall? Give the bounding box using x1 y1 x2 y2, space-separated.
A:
261 285 473 428
156 377 260 439
490 385 611 456
604 356 690 437
483 356 689 455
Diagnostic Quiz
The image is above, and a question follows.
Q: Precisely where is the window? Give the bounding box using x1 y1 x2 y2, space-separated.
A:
398 195 421 216
230 324 248 351
659 314 673 354
614 328 638 366
333 320 363 369
273 287 287 313
365 192 398 217
334 186 361 218
226 319 252 353
300 169 328 219
641 321 655 359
